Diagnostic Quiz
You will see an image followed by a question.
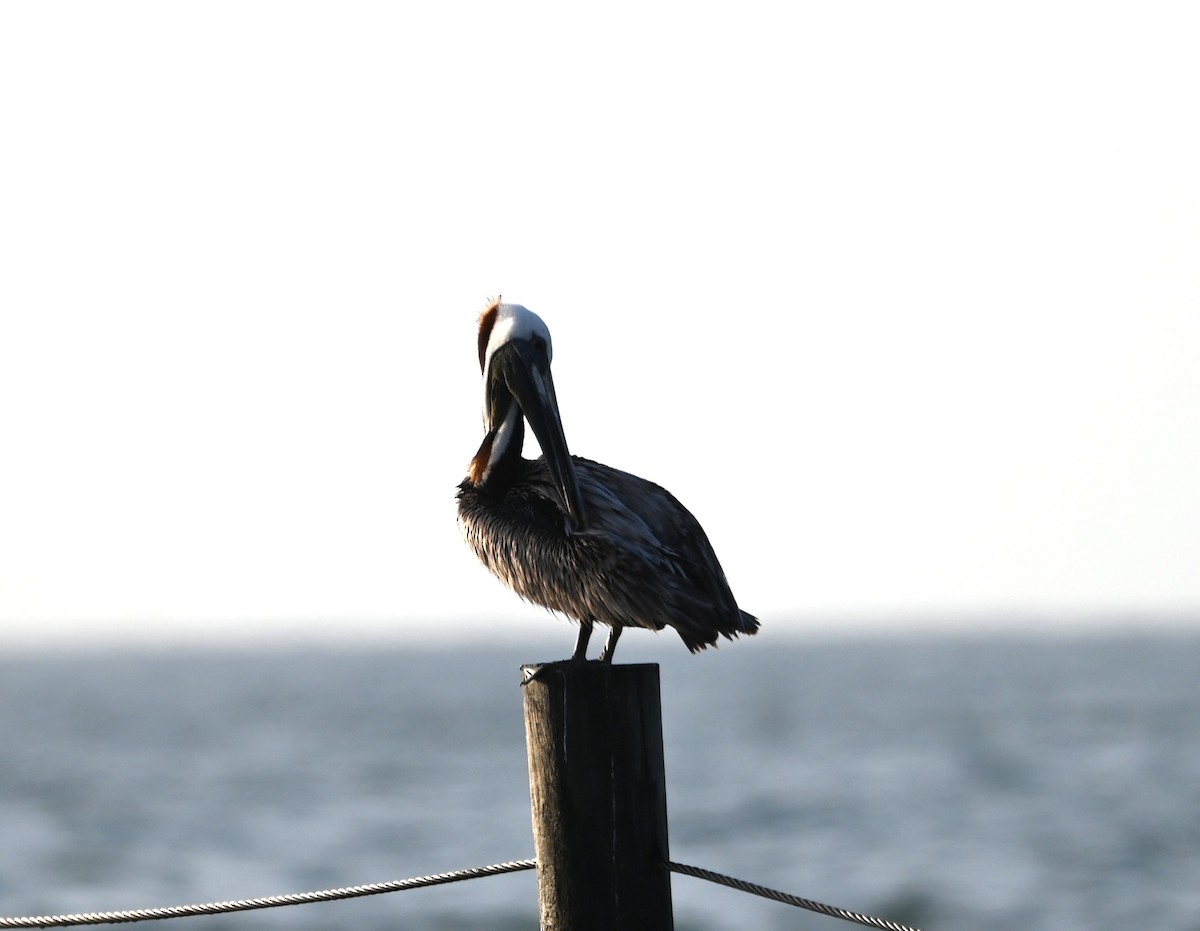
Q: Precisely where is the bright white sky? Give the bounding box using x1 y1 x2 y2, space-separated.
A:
2 3 1198 647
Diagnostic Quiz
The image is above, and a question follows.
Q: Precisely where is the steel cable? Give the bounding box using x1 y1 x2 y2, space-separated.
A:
0 860 537 928
1 858 921 930
668 861 923 931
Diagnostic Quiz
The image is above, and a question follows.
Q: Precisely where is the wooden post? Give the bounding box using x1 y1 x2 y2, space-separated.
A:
522 661 674 931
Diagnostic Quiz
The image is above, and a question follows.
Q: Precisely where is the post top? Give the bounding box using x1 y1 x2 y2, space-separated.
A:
521 661 661 687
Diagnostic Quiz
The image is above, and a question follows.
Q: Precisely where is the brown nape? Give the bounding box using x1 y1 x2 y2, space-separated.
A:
466 433 495 486
476 297 502 373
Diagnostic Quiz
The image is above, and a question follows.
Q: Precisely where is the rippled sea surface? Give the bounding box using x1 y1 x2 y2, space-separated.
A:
2 631 1198 930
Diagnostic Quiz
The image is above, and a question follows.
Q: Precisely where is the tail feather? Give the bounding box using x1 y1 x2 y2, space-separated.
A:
737 610 760 635
674 608 760 653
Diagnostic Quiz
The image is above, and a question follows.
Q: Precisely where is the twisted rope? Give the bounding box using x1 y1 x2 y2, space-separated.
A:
668 861 923 931
0 859 537 928
1 858 921 930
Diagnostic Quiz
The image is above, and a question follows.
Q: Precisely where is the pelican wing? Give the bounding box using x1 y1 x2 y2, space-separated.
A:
570 457 756 648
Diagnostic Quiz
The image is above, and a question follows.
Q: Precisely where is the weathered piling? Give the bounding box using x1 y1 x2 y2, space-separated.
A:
521 661 674 931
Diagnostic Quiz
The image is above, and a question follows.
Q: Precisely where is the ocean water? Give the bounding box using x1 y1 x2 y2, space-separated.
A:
1 631 1198 931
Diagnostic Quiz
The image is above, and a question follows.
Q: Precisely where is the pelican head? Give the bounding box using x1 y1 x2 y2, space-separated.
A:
470 300 587 529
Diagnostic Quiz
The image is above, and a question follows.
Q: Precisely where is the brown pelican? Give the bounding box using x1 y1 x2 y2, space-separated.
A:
456 299 759 662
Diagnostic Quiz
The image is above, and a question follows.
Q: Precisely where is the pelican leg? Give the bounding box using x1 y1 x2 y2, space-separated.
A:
598 625 623 664
571 619 594 662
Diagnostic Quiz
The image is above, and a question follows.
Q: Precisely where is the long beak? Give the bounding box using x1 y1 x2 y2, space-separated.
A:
498 343 588 531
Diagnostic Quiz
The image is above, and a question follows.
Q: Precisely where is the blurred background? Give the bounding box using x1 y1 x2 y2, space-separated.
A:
2 3 1198 929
